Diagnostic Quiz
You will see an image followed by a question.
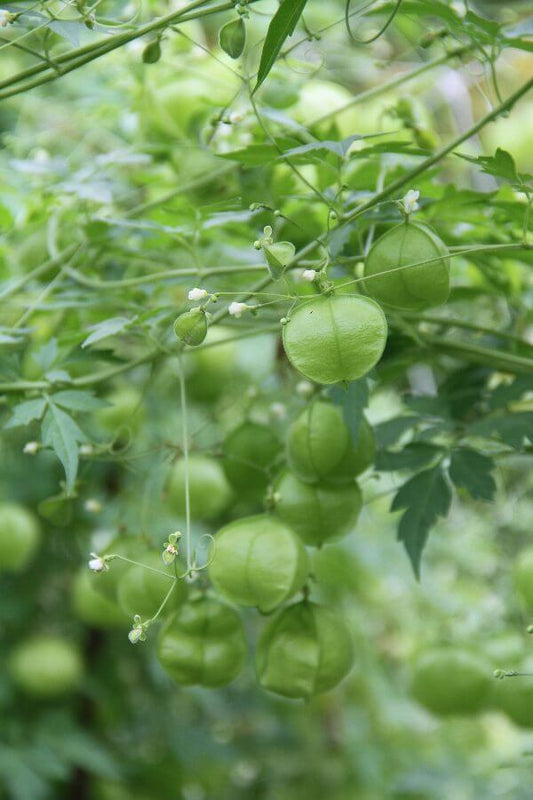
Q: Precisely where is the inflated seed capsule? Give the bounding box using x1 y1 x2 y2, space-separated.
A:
364 221 450 310
157 596 247 688
173 309 208 346
287 401 350 483
273 470 362 547
208 514 308 613
256 601 354 699
282 295 388 385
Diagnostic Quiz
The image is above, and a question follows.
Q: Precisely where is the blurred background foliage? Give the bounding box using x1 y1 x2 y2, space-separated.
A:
1 0 533 798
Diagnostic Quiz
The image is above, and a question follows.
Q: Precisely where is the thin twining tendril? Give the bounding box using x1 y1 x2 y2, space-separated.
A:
345 0 403 45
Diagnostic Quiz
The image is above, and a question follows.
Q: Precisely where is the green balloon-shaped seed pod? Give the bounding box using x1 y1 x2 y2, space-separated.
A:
411 647 491 717
273 470 362 548
327 416 376 483
117 552 188 620
173 309 208 346
282 295 388 385
0 501 41 573
287 401 350 483
513 548 533 608
491 668 533 729
364 221 450 310
256 601 354 699
223 421 281 499
208 514 309 613
156 595 247 688
72 570 130 630
9 635 84 699
166 454 232 520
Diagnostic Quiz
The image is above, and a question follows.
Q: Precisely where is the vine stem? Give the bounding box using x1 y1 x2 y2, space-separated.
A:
0 0 263 99
178 354 192 573
340 76 533 226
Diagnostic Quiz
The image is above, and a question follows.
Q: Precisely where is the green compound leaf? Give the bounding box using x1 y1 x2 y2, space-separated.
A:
254 0 310 94
391 465 451 580
41 402 88 493
329 378 368 447
5 397 47 429
449 448 496 501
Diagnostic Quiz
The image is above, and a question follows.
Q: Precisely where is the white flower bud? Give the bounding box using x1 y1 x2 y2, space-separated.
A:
401 189 420 214
188 287 208 301
84 498 102 513
301 269 317 282
0 9 14 26
296 380 314 397
88 555 106 572
80 444 94 456
270 402 286 420
23 441 40 455
228 301 249 318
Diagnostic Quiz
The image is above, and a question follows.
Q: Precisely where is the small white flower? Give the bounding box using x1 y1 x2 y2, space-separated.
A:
229 111 244 124
84 498 102 513
301 269 317 282
296 380 314 397
80 444 94 456
88 554 106 573
23 441 40 455
0 9 14 26
270 402 286 420
228 301 250 318
188 287 208 301
401 189 420 214
450 1 467 18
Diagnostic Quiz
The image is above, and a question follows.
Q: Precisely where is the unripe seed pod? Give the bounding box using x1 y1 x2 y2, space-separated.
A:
513 548 533 608
364 221 450 310
0 502 41 573
282 295 388 385
223 421 281 500
219 16 246 59
157 596 247 687
287 401 349 483
9 636 83 698
72 570 129 630
491 669 533 728
173 309 208 346
117 552 188 619
273 470 362 547
327 416 376 482
411 648 491 716
256 601 354 698
167 454 232 520
209 514 308 613
263 241 295 279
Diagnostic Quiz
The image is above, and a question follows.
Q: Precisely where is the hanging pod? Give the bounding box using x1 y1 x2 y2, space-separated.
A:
256 601 354 699
72 570 130 630
491 668 533 729
282 295 388 385
223 421 281 500
327 415 376 482
364 221 450 310
411 647 491 716
208 514 309 613
166 454 232 520
117 552 188 620
273 470 362 547
89 537 146 604
157 596 247 688
173 308 208 347
287 401 350 483
0 501 41 573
